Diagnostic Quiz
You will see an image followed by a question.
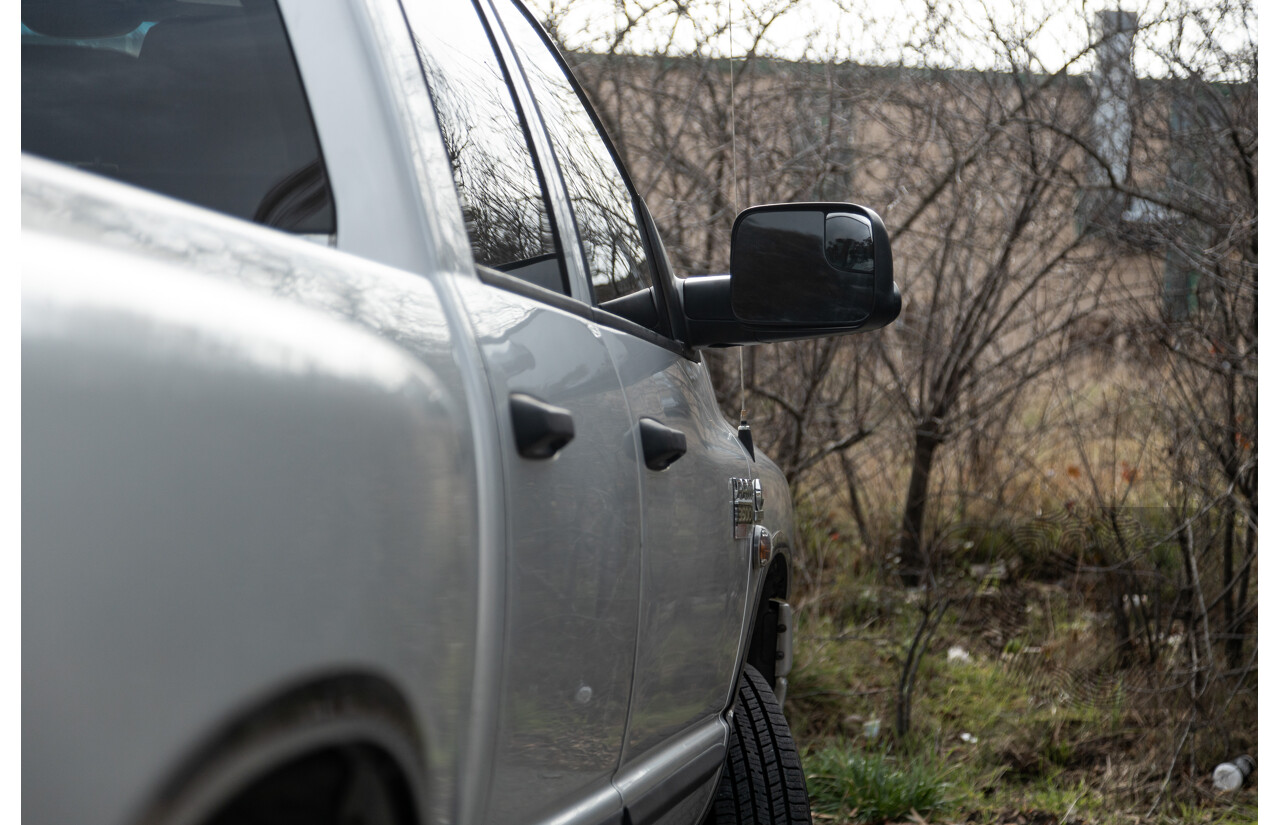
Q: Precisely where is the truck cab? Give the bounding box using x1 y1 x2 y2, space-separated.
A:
22 2 898 824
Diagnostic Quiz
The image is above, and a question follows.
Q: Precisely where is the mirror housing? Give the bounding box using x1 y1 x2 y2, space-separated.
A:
682 202 900 347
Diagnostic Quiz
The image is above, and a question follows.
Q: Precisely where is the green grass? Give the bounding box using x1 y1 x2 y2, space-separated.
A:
805 743 951 823
1158 799 1260 825
785 576 1256 825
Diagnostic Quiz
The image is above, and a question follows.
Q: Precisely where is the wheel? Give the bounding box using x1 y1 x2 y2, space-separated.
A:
132 679 423 825
706 665 812 824
202 744 412 825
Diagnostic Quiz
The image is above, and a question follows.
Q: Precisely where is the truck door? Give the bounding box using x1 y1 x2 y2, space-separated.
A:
489 2 757 819
400 4 642 824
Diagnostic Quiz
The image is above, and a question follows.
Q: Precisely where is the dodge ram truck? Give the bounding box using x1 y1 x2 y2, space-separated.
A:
21 1 901 824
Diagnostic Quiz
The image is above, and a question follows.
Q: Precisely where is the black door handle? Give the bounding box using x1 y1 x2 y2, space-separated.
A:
510 393 575 459
639 418 687 471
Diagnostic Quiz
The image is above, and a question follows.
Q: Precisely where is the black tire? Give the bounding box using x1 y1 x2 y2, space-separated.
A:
706 665 812 824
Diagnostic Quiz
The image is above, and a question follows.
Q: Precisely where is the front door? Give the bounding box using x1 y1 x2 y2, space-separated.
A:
600 333 753 764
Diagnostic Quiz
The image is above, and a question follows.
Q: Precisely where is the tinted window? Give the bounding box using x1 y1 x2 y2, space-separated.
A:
22 0 334 233
402 0 566 294
494 0 659 316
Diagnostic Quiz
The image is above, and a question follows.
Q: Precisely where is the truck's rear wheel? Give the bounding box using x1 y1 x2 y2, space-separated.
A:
706 664 812 824
202 744 411 825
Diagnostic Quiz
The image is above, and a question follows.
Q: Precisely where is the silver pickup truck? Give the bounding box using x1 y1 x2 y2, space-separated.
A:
22 1 900 824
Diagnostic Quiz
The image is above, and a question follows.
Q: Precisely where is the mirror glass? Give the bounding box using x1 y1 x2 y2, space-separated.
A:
730 208 877 326
825 213 874 273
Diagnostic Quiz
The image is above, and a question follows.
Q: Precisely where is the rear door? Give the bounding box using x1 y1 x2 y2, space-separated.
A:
399 4 642 824
489 2 758 820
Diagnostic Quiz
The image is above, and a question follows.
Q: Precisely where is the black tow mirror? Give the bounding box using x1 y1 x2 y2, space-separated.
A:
680 203 901 347
732 203 895 326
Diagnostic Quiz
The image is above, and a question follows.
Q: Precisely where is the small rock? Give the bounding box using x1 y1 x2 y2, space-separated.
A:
969 561 1008 581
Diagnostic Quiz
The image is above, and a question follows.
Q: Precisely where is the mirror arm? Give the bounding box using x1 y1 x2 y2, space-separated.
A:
680 275 750 348
679 276 901 349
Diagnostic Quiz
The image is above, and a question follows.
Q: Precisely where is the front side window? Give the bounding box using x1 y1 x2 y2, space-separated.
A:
402 0 566 295
22 0 334 233
493 0 661 323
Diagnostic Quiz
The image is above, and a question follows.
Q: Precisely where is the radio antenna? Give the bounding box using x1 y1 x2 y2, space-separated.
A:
728 0 754 459
728 0 739 217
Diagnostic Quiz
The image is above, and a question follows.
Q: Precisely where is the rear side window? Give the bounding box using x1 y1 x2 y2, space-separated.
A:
493 0 659 318
401 0 566 294
22 0 334 234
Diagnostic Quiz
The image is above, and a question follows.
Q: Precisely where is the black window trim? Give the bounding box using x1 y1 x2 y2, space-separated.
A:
637 196 691 346
476 266 699 361
271 8 338 235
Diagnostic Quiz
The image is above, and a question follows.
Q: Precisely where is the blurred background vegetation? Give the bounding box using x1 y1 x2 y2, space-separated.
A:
535 0 1257 821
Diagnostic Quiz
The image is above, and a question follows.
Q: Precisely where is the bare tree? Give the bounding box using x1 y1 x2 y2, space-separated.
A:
546 0 895 484
856 20 1126 586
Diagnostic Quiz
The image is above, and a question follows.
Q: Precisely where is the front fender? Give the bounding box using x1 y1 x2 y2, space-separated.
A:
725 449 797 705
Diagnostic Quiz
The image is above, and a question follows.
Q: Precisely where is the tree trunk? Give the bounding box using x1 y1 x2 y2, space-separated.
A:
838 452 874 552
897 428 942 587
1227 516 1253 670
1221 500 1236 664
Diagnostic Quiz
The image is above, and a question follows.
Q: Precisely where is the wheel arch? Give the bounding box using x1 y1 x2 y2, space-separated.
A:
132 672 428 825
745 543 793 692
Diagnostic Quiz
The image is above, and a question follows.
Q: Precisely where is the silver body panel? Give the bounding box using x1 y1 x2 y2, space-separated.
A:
450 280 641 825
21 0 798 821
23 159 481 825
605 336 752 759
